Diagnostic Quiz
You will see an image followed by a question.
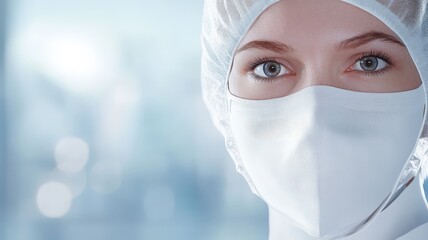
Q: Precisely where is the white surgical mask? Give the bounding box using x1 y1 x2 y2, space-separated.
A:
228 85 425 238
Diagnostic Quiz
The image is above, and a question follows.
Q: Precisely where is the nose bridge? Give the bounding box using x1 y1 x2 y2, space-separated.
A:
295 58 336 92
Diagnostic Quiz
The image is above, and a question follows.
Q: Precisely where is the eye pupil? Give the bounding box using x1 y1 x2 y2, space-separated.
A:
263 62 281 77
359 56 378 71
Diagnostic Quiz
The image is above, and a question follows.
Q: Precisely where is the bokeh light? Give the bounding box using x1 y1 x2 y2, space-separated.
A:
54 137 89 174
40 33 110 92
36 181 73 218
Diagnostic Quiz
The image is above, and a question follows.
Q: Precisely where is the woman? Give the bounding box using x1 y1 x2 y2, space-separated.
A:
201 0 428 239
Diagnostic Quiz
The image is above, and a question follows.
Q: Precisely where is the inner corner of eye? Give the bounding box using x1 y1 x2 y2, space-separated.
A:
344 65 354 72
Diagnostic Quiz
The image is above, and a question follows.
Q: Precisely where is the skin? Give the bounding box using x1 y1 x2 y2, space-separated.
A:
228 0 422 100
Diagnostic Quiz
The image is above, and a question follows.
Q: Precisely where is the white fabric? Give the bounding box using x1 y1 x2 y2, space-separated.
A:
228 85 425 238
201 0 428 237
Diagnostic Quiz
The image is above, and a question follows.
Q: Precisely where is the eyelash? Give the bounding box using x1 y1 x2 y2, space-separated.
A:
352 50 393 76
248 57 287 83
247 51 393 82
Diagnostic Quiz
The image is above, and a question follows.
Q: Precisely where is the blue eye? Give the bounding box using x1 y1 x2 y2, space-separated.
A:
352 55 389 72
254 61 289 78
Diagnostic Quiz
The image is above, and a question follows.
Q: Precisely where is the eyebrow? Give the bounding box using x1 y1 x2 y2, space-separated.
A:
236 31 405 54
336 31 405 49
236 40 292 54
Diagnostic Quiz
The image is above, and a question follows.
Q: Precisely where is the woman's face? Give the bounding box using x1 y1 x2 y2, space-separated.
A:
229 0 422 100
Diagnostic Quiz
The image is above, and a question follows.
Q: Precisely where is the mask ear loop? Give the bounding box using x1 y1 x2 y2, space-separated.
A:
382 176 415 211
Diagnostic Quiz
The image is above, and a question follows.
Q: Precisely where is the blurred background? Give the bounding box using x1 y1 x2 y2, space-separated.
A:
0 0 268 240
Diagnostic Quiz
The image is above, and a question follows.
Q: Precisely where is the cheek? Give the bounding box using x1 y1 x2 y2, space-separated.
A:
386 50 422 91
406 63 422 88
228 70 265 99
341 72 421 93
228 68 290 100
228 63 262 98
389 60 422 92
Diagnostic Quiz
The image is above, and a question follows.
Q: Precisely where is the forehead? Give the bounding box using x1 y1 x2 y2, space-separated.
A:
239 0 400 48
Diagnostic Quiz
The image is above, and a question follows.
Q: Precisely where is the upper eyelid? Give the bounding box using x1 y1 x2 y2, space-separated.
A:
350 51 392 64
248 57 291 71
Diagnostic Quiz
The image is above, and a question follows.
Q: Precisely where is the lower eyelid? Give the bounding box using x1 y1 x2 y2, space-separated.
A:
248 73 277 83
248 70 295 83
346 65 393 77
247 57 289 71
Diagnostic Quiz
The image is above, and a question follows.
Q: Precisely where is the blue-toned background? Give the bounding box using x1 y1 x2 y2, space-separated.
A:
0 0 267 239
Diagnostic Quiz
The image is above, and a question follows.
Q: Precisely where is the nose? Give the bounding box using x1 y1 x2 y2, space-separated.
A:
288 62 340 95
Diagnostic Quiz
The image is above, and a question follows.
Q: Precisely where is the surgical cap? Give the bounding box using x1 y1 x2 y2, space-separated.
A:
201 0 428 199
